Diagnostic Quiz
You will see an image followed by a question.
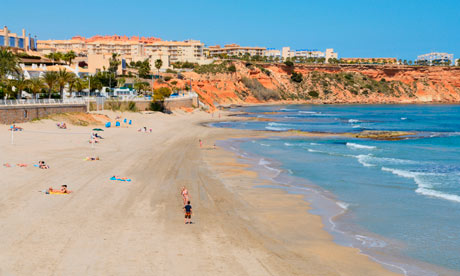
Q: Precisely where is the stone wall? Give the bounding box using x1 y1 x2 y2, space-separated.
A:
0 104 87 124
164 97 199 111
89 101 151 111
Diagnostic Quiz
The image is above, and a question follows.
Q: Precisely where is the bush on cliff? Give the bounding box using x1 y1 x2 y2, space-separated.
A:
241 77 280 101
291 72 303 83
308 91 319 98
284 60 294 67
194 61 231 74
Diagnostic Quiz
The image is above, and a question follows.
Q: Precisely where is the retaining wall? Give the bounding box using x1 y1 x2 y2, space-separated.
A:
0 104 87 124
164 97 199 111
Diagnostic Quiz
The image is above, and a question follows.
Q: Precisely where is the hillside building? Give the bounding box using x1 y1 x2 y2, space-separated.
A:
207 44 266 57
0 26 37 52
281 47 338 63
417 52 454 65
37 35 210 72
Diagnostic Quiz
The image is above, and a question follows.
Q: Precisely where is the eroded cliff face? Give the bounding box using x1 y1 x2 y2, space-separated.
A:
160 62 460 108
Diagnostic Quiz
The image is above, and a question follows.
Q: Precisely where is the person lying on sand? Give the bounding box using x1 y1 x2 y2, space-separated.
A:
17 163 27 167
86 157 100 161
3 163 11 167
9 125 23 131
56 122 67 129
181 187 190 205
94 133 103 139
38 161 49 169
183 201 192 224
48 185 72 194
112 175 129 180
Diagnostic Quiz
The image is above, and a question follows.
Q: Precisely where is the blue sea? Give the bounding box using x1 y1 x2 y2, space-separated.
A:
214 105 460 276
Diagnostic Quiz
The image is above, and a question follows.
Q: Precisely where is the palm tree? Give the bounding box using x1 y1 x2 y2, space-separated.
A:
63 51 77 65
66 74 78 98
74 77 85 96
155 59 163 78
12 74 30 99
28 77 45 99
42 71 59 99
109 53 121 75
0 48 21 81
45 52 63 65
57 69 74 99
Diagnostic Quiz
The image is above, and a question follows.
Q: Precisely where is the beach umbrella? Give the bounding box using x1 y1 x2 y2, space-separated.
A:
92 128 104 131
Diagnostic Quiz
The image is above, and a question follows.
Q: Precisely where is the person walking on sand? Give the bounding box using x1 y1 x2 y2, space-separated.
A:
183 201 192 224
199 139 202 148
181 187 190 205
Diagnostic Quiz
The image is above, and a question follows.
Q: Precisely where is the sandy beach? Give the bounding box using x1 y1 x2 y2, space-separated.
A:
0 110 401 276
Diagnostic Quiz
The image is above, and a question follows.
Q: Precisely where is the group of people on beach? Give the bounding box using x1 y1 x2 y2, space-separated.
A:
56 122 67 129
181 187 193 224
138 126 152 133
199 139 217 150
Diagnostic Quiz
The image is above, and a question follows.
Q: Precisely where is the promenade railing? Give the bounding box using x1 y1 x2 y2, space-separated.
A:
0 98 87 106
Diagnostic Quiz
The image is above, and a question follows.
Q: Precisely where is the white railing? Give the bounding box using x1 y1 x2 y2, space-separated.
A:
0 98 87 106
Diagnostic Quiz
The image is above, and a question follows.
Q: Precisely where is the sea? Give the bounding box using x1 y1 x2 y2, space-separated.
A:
212 105 460 276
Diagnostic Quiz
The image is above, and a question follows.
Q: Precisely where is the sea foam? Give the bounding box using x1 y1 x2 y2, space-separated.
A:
346 142 376 150
381 167 460 203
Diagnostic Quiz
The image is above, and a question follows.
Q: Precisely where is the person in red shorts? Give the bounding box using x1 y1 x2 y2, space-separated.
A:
183 201 192 224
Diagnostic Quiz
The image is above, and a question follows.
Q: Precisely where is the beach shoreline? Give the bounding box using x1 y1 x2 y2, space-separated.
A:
0 110 403 275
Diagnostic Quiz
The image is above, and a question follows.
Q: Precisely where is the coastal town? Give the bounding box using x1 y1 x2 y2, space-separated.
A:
1 1 460 274
0 25 458 109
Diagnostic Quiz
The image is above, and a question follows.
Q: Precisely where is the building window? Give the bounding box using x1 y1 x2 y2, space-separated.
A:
24 110 28 118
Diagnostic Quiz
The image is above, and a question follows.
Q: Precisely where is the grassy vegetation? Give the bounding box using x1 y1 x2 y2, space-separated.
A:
296 71 415 99
241 77 280 101
194 61 234 74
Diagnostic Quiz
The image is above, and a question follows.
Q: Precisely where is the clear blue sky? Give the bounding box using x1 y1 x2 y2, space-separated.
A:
2 0 459 60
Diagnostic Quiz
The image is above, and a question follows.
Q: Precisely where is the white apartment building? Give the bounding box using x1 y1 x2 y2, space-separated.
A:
264 48 281 59
281 47 338 63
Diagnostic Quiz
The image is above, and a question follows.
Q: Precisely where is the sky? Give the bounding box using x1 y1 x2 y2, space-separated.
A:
2 0 459 60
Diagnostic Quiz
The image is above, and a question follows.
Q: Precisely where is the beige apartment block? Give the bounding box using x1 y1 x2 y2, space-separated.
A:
207 44 266 57
38 35 209 71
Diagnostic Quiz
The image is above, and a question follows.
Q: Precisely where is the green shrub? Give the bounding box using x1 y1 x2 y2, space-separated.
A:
308 91 319 98
153 87 172 101
150 101 164 111
166 69 178 74
128 101 137 112
291 72 303 83
284 60 294 67
164 76 172 81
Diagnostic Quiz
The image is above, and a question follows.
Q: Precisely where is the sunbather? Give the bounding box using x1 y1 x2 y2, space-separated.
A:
3 163 11 167
38 161 49 169
86 157 100 161
48 185 72 194
17 163 27 167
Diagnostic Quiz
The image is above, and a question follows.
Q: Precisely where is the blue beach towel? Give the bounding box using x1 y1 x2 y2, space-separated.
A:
110 176 131 182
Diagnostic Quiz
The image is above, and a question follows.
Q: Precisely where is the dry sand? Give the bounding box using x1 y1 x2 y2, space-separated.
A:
0 110 401 276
